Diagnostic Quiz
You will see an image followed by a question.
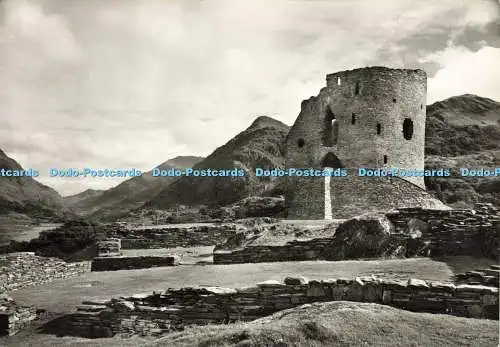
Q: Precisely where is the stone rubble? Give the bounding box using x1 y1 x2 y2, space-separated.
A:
0 252 91 293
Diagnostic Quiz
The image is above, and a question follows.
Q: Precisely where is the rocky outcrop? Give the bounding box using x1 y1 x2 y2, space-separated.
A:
62 275 499 338
328 214 398 259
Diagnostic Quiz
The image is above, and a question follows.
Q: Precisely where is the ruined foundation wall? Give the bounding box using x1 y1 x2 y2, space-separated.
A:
0 296 37 336
67 276 499 338
106 225 237 249
216 204 499 264
0 252 91 293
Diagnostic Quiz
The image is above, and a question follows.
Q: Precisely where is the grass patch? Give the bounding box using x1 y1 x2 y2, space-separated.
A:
149 301 499 347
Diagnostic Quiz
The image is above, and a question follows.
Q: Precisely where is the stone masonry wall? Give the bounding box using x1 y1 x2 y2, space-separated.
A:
286 67 428 219
0 252 91 293
97 238 121 257
67 276 499 338
107 224 237 249
386 203 500 260
215 203 499 264
0 295 37 336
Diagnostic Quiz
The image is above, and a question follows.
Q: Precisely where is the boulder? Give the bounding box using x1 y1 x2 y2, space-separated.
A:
328 213 396 259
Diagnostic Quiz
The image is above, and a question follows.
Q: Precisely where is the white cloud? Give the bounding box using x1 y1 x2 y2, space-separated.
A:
421 45 500 103
0 0 498 195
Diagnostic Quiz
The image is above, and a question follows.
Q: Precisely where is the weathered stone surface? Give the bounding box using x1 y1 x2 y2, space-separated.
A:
328 214 394 259
0 253 91 293
284 276 308 285
64 274 499 339
108 224 237 249
215 203 499 264
0 297 37 336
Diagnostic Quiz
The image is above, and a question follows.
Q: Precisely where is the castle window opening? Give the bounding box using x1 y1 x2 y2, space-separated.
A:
392 98 397 103
403 118 414 140
332 119 338 145
420 104 423 109
383 155 388 164
322 107 337 146
355 82 360 95
337 77 341 86
297 138 305 148
351 113 356 124
376 123 381 135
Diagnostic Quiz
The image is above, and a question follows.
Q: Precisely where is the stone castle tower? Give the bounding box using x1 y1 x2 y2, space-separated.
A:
285 66 446 219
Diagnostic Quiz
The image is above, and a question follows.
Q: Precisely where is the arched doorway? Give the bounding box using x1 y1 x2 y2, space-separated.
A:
321 152 343 168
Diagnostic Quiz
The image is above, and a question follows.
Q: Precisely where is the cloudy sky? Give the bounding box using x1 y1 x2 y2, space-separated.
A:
0 0 499 196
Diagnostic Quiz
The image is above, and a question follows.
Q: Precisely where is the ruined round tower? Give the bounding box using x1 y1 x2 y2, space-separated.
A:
285 66 444 219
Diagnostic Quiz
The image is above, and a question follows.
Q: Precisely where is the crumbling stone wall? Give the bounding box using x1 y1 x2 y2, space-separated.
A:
0 295 37 336
106 224 237 249
386 203 500 260
286 66 429 219
0 252 91 293
214 204 499 264
65 276 498 338
97 238 121 257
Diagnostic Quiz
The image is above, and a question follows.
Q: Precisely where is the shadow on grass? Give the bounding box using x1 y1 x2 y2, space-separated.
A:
431 255 496 276
38 313 113 338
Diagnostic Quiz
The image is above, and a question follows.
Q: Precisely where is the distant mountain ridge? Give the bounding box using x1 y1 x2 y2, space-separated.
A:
65 156 204 218
0 149 69 220
2 94 499 223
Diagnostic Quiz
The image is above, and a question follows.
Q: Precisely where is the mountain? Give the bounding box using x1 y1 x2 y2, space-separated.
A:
145 116 290 209
0 149 68 220
66 156 204 219
424 94 500 207
63 189 105 210
425 94 500 156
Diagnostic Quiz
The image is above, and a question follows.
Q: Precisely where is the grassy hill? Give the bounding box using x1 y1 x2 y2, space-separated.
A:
150 301 499 347
425 95 500 207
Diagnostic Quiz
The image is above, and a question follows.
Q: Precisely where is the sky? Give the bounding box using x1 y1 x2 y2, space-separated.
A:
0 0 499 196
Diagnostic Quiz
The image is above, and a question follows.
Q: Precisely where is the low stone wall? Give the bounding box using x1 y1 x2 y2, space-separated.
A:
107 224 237 249
91 255 179 272
65 275 499 338
214 203 499 264
0 295 37 336
214 237 350 264
386 203 500 260
0 252 91 293
454 265 500 287
97 238 121 257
